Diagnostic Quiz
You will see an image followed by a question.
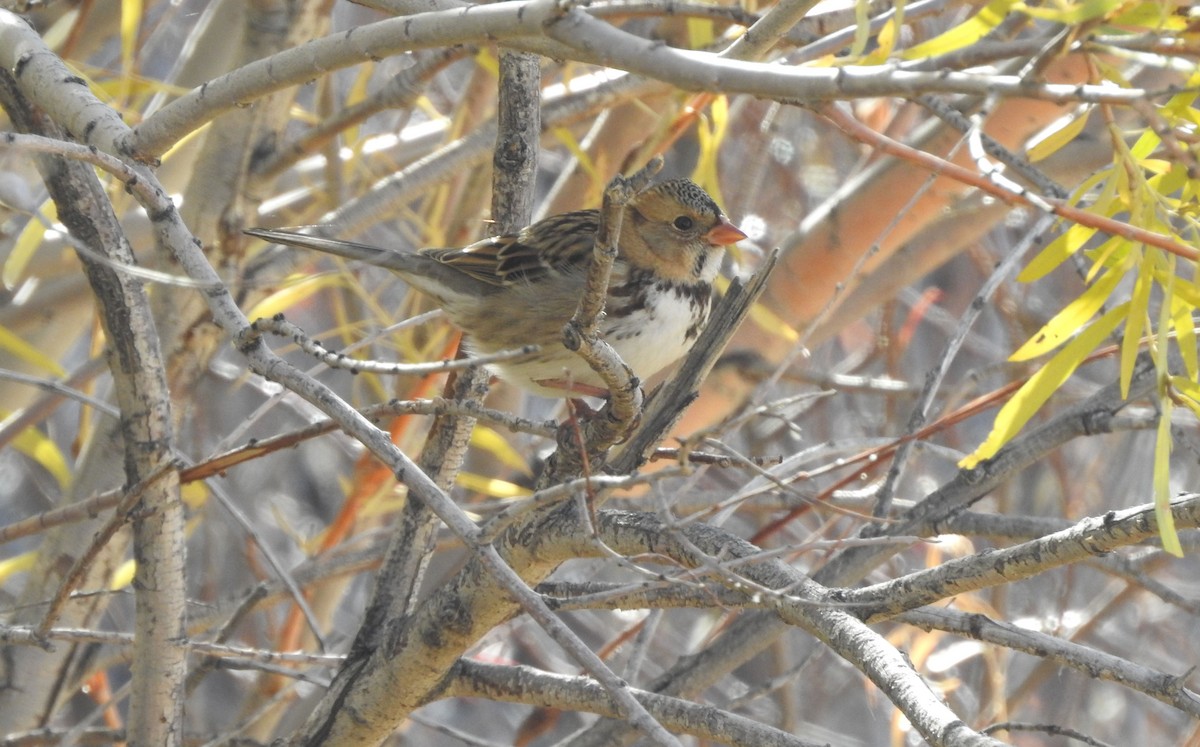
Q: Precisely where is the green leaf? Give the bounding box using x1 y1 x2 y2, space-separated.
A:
961 303 1128 469
1010 265 1125 361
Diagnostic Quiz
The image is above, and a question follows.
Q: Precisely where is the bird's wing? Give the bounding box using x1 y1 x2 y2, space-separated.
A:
424 210 599 286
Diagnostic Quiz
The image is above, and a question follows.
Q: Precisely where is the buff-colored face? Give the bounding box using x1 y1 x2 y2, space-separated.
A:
620 179 746 283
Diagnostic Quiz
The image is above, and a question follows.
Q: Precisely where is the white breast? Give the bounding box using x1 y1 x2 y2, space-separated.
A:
603 289 704 383
476 271 712 397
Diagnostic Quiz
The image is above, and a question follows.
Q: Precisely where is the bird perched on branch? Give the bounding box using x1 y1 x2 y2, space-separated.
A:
246 178 745 397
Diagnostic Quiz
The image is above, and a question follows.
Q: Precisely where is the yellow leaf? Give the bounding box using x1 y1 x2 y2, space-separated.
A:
1009 265 1124 361
1129 128 1161 161
12 424 72 490
1027 108 1091 163
1170 375 1200 417
713 276 798 341
0 551 38 583
246 273 350 321
961 303 1127 468
1018 0 1122 24
1120 249 1155 397
1019 223 1097 283
1152 261 1182 556
1172 298 1197 381
851 0 872 57
1111 1 1173 26
549 127 601 188
687 18 714 49
119 0 143 100
862 18 898 64
473 48 500 78
902 0 1018 59
470 425 532 476
1170 262 1200 311
111 558 137 590
181 480 209 510
1084 235 1126 280
3 200 56 289
455 472 531 499
1153 402 1183 557
749 300 801 343
1149 162 1188 197
0 325 67 378
693 97 730 208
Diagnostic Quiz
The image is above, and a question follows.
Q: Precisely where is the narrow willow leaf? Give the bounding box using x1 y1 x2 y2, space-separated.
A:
1010 265 1124 362
961 303 1127 469
1153 396 1184 556
1149 163 1188 199
1018 0 1124 24
0 552 38 583
1112 1 1182 27
456 472 531 499
1120 249 1155 397
863 18 899 64
1085 235 1127 282
246 274 349 321
1027 108 1091 163
713 275 800 342
851 0 872 57
903 0 1018 59
550 127 600 185
694 97 730 209
1019 223 1097 283
1170 376 1200 417
111 558 137 590
1172 297 1197 381
687 17 714 49
13 423 72 490
472 48 500 77
1130 127 1163 161
0 325 67 377
470 426 533 476
3 200 55 289
1152 261 1183 555
120 0 143 78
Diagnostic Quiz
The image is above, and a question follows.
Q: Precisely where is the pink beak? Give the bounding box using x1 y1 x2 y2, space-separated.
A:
705 217 748 246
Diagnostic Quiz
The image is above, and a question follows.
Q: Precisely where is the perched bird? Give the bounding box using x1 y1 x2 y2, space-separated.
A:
246 179 746 397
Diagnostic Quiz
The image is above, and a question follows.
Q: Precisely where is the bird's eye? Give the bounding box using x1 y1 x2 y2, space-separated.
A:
672 216 695 231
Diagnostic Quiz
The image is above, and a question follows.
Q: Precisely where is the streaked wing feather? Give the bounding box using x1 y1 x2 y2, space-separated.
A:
423 241 509 286
425 210 599 286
